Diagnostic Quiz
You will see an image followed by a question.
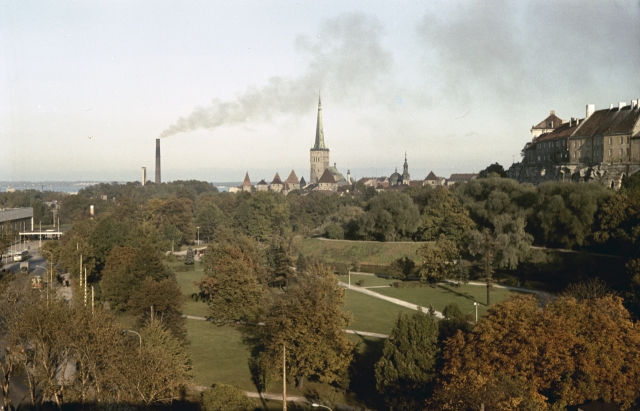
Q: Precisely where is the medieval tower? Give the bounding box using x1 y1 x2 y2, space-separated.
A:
310 94 330 184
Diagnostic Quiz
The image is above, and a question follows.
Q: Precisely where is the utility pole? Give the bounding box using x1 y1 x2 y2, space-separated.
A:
84 268 87 306
283 344 287 411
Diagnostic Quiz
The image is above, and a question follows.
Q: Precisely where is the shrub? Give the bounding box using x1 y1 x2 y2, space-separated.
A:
201 384 254 411
184 247 195 265
392 281 426 289
356 279 365 286
325 224 345 240
385 257 416 279
333 262 349 275
442 302 464 320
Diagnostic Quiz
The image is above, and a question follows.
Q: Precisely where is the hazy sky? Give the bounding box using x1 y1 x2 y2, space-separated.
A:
2 1 639 183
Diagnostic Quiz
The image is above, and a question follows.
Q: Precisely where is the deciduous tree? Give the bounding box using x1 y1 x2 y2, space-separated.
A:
417 235 460 284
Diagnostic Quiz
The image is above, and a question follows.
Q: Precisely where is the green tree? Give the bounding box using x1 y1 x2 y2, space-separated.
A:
478 162 507 178
385 256 416 279
325 223 345 239
417 186 476 242
358 191 420 241
195 201 227 242
417 235 460 284
233 191 290 241
185 246 195 265
374 310 439 411
146 197 196 244
200 237 264 325
260 264 355 388
468 215 533 305
128 277 186 341
296 253 307 274
201 384 254 411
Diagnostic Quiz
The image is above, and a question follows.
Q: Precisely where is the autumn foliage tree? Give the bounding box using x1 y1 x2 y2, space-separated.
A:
260 264 355 388
429 295 640 410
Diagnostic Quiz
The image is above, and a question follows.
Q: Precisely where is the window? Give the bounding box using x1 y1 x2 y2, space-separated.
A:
609 137 613 145
573 141 577 148
626 148 630 155
579 151 582 158
587 140 591 147
621 137 624 144
573 152 576 158
609 149 612 156
537 156 541 162
620 148 624 156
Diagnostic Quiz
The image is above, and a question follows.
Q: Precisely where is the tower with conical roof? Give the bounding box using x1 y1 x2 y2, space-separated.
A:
401 152 410 185
310 94 330 184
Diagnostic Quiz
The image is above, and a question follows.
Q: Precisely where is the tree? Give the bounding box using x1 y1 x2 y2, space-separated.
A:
195 201 227 243
374 310 439 411
325 223 345 239
201 384 255 411
385 256 416 279
185 246 195 265
145 197 196 244
478 162 507 178
417 186 476 242
438 302 473 343
260 264 355 388
117 320 192 406
417 235 460 284
468 215 533 305
296 253 307 274
358 191 420 241
129 277 186 341
100 244 172 311
200 235 264 325
431 295 640 410
233 191 290 241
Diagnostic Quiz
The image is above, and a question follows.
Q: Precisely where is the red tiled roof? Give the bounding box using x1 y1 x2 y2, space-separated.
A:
318 168 336 184
425 171 438 180
243 172 251 186
285 170 299 184
449 173 477 180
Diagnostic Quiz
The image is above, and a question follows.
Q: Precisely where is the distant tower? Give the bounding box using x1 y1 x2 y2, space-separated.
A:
401 152 410 185
155 139 161 184
347 169 352 185
310 94 330 184
141 167 147 186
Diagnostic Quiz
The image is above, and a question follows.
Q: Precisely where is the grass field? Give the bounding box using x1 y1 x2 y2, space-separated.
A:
300 237 426 266
338 273 396 287
373 283 522 317
342 289 415 335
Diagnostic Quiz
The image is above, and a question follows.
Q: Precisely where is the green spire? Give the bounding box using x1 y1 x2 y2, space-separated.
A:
313 93 327 150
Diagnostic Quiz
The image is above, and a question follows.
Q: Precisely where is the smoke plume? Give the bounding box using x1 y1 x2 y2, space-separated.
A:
160 13 393 138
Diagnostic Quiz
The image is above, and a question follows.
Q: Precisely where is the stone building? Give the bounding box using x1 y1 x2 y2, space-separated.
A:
531 110 564 140
285 170 300 191
256 179 269 192
310 95 330 184
269 173 284 193
389 153 411 186
447 173 478 186
242 172 252 193
424 171 445 186
318 168 338 192
510 98 640 189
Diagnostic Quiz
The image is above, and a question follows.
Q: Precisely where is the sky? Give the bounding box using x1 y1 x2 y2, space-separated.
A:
2 0 639 183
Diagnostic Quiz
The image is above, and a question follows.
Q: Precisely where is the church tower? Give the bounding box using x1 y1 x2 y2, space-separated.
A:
401 152 410 185
310 94 330 184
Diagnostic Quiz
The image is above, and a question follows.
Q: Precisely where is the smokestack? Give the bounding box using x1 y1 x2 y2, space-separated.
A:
155 139 161 184
141 167 146 186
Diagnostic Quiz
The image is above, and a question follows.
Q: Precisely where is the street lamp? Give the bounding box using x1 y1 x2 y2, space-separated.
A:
40 250 55 293
473 302 480 324
196 226 200 246
311 405 332 411
122 329 142 349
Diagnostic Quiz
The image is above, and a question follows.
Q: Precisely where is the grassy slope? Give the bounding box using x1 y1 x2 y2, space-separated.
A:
300 238 425 266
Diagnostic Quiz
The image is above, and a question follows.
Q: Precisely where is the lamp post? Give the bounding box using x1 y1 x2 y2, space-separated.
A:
122 329 142 349
311 404 333 411
473 302 479 324
40 250 54 293
196 226 200 246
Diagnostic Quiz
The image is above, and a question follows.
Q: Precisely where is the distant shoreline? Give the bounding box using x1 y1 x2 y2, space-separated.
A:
0 181 241 193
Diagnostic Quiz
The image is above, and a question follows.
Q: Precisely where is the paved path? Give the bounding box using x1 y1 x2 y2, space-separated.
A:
182 315 390 338
339 281 444 318
362 285 391 289
444 280 551 296
193 385 309 403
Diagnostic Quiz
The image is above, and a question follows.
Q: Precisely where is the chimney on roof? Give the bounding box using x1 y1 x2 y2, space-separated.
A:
550 110 555 116
610 104 614 109
586 104 595 118
619 102 626 110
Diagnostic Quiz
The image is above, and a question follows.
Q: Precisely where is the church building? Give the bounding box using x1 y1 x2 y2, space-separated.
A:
310 95 330 184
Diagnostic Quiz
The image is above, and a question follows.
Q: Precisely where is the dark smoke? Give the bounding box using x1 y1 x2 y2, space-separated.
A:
160 13 393 138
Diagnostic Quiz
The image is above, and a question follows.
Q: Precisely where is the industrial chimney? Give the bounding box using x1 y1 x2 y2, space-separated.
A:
141 167 147 186
155 139 161 184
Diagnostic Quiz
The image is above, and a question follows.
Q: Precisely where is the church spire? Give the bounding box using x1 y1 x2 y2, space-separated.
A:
313 93 327 150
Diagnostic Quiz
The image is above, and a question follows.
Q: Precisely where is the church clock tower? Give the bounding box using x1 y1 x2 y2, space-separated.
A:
310 94 330 184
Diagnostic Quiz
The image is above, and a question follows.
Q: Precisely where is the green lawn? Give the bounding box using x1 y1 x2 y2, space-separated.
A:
373 283 522 317
342 289 415 335
175 269 210 317
337 273 395 288
301 238 426 266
